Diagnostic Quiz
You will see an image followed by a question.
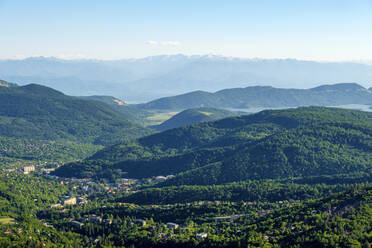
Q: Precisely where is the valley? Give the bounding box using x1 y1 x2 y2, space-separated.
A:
0 80 371 247
3 2 372 247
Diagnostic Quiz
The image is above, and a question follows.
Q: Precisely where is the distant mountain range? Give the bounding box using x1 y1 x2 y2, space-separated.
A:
54 107 372 184
1 55 372 101
141 83 372 110
0 81 152 145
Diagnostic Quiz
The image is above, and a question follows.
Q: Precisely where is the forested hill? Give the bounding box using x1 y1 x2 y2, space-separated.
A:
54 107 372 184
151 107 241 131
78 95 153 125
141 83 372 110
0 82 152 145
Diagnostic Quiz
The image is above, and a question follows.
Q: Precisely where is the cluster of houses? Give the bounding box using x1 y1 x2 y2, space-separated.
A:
166 222 179 229
145 175 175 184
156 231 207 240
19 162 61 175
50 196 87 208
214 214 245 223
133 219 208 240
69 214 113 229
44 174 141 195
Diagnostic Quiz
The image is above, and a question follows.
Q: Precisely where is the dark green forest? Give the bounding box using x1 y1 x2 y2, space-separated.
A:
54 107 372 185
0 83 152 145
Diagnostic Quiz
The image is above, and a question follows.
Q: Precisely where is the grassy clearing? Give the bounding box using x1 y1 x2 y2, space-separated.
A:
0 217 15 225
146 111 179 125
146 115 170 121
199 111 213 116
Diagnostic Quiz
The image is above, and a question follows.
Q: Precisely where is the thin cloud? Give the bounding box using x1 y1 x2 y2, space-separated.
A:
161 41 181 46
56 53 88 59
147 40 159 46
147 40 181 46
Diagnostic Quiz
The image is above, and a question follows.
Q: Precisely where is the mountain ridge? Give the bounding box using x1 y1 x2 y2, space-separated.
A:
141 83 372 110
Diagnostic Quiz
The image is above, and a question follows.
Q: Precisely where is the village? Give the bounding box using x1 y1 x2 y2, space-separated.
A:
2 162 358 247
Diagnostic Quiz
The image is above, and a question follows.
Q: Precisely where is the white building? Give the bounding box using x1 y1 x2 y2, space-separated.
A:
196 232 208 239
166 222 179 229
63 197 77 206
22 165 35 174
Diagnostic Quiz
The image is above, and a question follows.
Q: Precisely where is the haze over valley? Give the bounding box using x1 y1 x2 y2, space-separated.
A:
2 55 372 101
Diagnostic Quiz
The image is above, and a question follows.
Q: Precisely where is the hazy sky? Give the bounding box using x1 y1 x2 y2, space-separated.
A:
1 0 372 61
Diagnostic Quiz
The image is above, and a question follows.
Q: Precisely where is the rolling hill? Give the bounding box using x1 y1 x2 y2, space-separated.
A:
151 107 242 131
53 107 372 184
141 83 372 110
0 81 152 145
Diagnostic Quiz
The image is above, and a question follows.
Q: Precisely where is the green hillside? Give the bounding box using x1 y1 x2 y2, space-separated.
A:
0 136 102 169
249 185 372 248
53 107 372 184
0 83 153 145
120 175 370 205
141 83 372 110
79 95 161 126
151 107 242 131
225 185 372 248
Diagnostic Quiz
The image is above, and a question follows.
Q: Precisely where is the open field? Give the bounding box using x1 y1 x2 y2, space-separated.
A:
145 111 179 125
199 111 213 116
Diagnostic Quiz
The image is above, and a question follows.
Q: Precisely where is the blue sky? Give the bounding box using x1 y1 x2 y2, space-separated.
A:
1 0 372 61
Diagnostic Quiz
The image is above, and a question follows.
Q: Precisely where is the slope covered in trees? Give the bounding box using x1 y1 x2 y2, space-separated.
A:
120 177 363 205
54 107 372 185
0 82 152 145
0 173 86 247
0 136 102 167
79 95 154 125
